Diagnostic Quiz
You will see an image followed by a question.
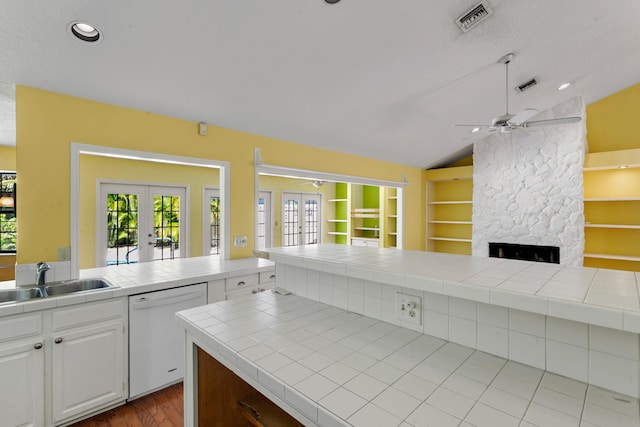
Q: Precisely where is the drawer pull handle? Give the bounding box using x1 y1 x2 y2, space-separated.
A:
34 343 43 350
237 281 246 287
252 290 258 294
269 275 276 280
54 337 63 344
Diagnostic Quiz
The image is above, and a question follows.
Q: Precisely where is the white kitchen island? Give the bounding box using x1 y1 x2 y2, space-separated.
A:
177 244 640 426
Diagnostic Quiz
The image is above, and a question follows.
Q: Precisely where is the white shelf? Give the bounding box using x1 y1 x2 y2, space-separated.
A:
388 232 397 236
327 232 348 236
584 253 640 262
428 200 472 205
585 224 640 229
328 198 348 202
388 196 398 200
354 227 380 231
584 197 640 202
327 219 347 223
427 237 472 243
388 215 398 218
429 220 472 225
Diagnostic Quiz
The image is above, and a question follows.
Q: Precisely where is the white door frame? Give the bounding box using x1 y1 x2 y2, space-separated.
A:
281 192 322 247
257 190 273 249
72 143 230 279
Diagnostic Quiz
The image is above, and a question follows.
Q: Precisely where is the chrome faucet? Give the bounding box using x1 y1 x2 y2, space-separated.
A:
36 262 51 286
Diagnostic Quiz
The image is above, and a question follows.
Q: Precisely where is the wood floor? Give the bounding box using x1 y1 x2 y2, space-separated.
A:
70 383 184 427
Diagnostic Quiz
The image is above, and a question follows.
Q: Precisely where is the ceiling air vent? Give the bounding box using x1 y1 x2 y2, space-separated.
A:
456 1 494 33
516 78 538 93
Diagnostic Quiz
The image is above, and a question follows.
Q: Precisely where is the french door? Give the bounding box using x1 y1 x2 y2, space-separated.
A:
282 193 321 247
98 183 187 266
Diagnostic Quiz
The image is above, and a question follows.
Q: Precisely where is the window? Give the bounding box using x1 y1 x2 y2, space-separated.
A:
0 172 16 253
203 187 221 256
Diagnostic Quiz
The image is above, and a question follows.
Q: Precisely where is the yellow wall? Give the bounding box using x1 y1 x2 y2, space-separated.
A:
0 146 16 170
16 86 425 263
79 155 220 269
586 83 640 152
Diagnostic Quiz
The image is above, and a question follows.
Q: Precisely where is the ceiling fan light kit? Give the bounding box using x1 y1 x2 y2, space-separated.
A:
454 52 581 136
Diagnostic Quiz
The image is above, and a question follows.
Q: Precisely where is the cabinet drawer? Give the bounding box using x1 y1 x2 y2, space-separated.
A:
259 271 276 285
225 274 259 292
0 313 42 343
52 299 124 331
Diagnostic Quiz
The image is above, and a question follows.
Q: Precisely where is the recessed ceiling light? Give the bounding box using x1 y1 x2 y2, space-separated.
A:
471 127 481 133
324 0 341 4
68 21 102 43
558 82 571 90
619 165 629 169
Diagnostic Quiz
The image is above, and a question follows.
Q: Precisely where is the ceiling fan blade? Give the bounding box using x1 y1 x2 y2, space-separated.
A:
508 108 539 125
522 116 581 127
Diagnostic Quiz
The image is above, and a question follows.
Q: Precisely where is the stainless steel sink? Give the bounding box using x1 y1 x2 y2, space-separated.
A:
44 279 116 296
0 287 44 303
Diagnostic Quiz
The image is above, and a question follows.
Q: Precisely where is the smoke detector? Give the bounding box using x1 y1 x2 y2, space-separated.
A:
456 1 494 33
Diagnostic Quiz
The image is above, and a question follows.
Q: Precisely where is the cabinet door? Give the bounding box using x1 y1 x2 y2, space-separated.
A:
52 320 125 424
0 339 44 427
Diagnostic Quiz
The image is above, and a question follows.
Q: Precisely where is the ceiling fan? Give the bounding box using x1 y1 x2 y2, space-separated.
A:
454 53 581 135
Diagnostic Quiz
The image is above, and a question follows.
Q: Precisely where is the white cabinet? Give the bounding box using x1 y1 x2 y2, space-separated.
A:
208 270 277 302
51 299 126 424
0 313 44 427
52 320 125 423
207 279 226 303
0 298 126 427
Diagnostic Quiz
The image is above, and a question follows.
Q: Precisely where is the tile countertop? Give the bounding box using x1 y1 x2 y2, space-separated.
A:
0 256 275 317
264 244 640 334
177 291 640 427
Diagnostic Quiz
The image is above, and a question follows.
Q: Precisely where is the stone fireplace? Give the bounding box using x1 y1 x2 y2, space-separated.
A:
472 96 587 266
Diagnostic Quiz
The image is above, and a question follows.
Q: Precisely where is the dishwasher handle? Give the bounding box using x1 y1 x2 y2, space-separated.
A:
131 290 205 310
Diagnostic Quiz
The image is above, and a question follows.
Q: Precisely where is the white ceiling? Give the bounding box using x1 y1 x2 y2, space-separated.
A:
0 0 639 169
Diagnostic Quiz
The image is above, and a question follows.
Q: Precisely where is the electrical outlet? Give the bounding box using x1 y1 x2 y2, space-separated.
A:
57 247 71 261
233 236 247 247
395 292 422 326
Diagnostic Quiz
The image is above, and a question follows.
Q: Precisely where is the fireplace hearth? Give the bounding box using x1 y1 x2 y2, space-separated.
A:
489 242 560 264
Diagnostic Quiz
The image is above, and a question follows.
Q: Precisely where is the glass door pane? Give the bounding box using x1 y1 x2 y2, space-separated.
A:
209 194 220 255
152 194 180 261
282 195 300 247
106 192 140 265
303 197 320 245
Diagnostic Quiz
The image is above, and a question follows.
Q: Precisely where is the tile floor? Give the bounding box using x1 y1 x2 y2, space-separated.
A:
179 291 640 427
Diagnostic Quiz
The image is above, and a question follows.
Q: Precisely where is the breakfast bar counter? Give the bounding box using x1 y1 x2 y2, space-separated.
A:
177 291 640 426
177 245 640 426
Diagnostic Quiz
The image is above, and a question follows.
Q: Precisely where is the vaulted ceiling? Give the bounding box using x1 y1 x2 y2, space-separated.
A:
1 0 639 168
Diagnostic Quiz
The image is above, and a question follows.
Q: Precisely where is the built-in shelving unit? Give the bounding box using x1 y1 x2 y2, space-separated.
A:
385 188 399 248
350 185 381 247
325 184 349 244
583 149 640 271
324 182 403 249
425 165 473 255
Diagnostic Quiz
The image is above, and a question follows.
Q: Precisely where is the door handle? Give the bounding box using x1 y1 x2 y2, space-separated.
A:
54 337 63 344
34 342 43 350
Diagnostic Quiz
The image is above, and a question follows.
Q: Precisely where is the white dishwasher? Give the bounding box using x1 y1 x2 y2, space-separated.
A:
128 283 207 399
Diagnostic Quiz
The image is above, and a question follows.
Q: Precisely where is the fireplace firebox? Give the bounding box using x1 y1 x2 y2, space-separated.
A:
489 242 559 264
